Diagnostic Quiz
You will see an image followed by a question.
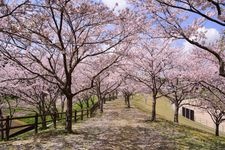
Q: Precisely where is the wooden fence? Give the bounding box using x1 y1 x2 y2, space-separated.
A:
0 102 99 141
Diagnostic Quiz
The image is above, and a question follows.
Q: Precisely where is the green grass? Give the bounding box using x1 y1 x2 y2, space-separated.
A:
133 94 219 134
73 96 98 111
0 96 99 142
148 119 225 149
18 96 98 125
19 114 53 125
132 94 225 149
4 99 98 141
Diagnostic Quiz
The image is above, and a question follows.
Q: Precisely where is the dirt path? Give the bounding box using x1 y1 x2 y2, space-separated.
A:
0 99 175 150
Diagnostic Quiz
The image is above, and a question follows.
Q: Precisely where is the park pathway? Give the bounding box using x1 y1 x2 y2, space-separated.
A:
0 99 175 150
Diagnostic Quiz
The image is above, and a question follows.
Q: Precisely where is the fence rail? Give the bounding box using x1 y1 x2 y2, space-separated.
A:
0 102 99 141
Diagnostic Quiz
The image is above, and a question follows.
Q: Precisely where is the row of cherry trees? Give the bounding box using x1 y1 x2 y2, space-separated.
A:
119 0 225 136
119 36 225 136
0 0 224 136
0 0 143 132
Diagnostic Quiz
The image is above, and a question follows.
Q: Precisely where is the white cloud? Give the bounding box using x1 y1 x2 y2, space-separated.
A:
102 0 127 11
183 27 220 51
199 27 220 43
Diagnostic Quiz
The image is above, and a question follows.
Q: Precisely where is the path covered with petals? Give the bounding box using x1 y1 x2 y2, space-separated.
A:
0 99 174 150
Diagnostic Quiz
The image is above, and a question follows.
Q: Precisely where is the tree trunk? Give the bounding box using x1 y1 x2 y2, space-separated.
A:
61 98 65 118
113 92 116 100
0 109 3 139
53 102 57 113
127 96 130 108
0 109 2 118
100 97 104 113
109 94 112 101
40 100 47 129
151 95 156 121
215 123 220 136
97 91 104 113
86 99 89 108
124 96 127 105
115 90 118 99
41 114 47 129
65 95 73 133
52 102 59 118
96 84 101 109
174 103 179 123
103 96 106 104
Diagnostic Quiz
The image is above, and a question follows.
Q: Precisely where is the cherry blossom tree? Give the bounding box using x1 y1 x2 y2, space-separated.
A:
0 63 61 128
0 92 19 119
162 76 195 123
198 80 225 136
0 0 29 19
196 51 225 136
160 50 198 123
126 38 175 121
131 0 225 78
74 90 95 110
154 0 225 23
0 60 23 119
94 73 122 112
119 77 138 108
185 47 225 136
92 57 124 112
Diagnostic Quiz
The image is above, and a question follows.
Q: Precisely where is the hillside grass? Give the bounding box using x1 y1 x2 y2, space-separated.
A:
132 94 225 149
133 94 219 134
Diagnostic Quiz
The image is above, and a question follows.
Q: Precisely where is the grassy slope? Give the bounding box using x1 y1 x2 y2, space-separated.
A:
132 94 225 149
133 94 217 134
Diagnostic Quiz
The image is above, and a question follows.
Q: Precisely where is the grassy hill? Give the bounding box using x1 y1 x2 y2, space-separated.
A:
133 94 219 134
132 94 225 149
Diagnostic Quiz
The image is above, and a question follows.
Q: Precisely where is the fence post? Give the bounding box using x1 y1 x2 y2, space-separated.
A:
81 110 83 120
87 109 89 118
53 113 57 129
1 129 3 140
5 116 9 140
35 113 38 134
90 107 93 117
109 94 112 101
65 110 68 126
90 104 96 118
74 110 77 123
0 117 4 140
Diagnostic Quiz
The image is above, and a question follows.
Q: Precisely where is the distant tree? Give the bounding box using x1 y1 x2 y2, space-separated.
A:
162 78 195 123
119 77 138 108
94 69 123 112
127 39 175 121
162 51 196 123
4 71 60 128
193 80 225 136
0 92 19 118
188 48 225 136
